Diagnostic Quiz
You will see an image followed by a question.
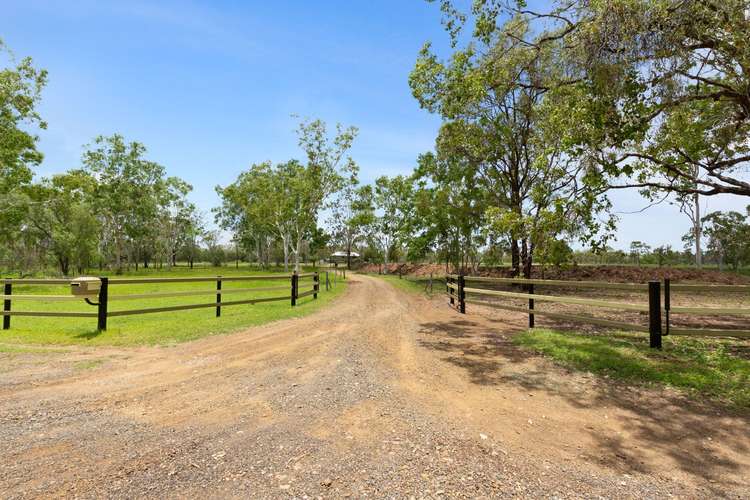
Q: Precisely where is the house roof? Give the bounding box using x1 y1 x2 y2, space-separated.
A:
331 251 360 257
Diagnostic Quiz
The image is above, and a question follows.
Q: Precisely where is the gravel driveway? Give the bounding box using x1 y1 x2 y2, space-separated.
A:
1 274 748 498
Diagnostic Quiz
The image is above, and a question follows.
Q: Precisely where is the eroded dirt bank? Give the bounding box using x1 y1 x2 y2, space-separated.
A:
1 275 748 498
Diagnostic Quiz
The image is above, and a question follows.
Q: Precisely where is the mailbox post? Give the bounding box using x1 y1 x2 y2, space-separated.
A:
98 277 108 331
71 277 106 331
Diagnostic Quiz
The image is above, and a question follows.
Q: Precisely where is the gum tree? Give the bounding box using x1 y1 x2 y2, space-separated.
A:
411 12 613 277
0 39 47 259
327 171 373 269
217 119 358 272
412 151 488 273
369 176 413 271
82 134 185 273
433 0 750 197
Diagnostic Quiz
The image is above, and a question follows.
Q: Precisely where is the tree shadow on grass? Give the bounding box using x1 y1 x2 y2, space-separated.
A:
416 310 750 495
75 329 103 340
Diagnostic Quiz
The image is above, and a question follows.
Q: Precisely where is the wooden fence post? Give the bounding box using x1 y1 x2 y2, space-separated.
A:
448 276 454 306
3 281 11 330
458 274 466 314
291 273 298 306
97 277 108 331
528 283 535 328
663 278 670 336
648 280 662 349
313 272 319 299
325 271 329 291
216 276 222 317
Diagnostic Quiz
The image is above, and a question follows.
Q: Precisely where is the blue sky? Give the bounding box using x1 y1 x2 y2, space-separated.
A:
3 0 748 250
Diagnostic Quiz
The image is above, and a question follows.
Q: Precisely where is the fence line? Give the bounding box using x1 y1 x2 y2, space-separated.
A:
462 286 651 312
446 274 750 348
2 271 326 332
462 275 649 291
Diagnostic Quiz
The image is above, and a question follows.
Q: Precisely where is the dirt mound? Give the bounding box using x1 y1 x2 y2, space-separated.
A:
357 263 445 277
358 263 750 284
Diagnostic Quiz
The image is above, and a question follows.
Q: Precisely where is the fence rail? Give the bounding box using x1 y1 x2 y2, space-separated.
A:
446 274 749 348
1 271 330 332
462 286 651 312
463 275 649 291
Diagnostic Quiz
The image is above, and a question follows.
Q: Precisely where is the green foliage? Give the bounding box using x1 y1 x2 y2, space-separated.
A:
80 134 195 274
367 175 413 268
700 211 750 271
216 119 357 272
539 239 574 269
434 0 750 197
629 241 651 266
515 329 750 408
327 169 371 268
0 40 48 256
412 151 487 271
411 5 614 276
202 231 226 267
0 39 47 195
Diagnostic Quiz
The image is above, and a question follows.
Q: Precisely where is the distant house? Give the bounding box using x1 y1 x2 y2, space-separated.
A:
329 251 360 264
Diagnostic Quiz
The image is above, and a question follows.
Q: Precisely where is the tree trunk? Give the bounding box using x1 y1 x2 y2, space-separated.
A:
383 238 390 274
511 240 520 277
521 240 533 279
282 235 289 273
115 236 124 274
694 192 702 268
59 256 69 276
346 239 352 270
294 237 301 272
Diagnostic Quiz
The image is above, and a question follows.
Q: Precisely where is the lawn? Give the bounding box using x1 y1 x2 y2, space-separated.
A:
1 266 346 347
514 328 750 408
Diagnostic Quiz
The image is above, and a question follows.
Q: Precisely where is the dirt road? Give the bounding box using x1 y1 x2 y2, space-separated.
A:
1 275 748 498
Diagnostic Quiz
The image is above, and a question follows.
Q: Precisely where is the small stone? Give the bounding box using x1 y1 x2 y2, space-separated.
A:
321 479 333 487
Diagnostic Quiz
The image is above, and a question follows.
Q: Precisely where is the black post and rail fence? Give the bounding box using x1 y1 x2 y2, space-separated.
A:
648 280 662 349
445 274 750 349
97 277 108 331
3 281 11 330
216 276 222 317
1 271 331 332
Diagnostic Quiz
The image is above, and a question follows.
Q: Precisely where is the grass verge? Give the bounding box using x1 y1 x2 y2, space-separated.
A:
1 267 346 347
369 273 442 296
514 329 750 408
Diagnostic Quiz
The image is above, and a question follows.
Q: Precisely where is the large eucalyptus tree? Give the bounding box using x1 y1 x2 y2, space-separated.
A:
411 12 613 277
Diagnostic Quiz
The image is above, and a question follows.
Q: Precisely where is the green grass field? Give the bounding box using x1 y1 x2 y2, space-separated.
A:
514 329 750 408
1 266 346 347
